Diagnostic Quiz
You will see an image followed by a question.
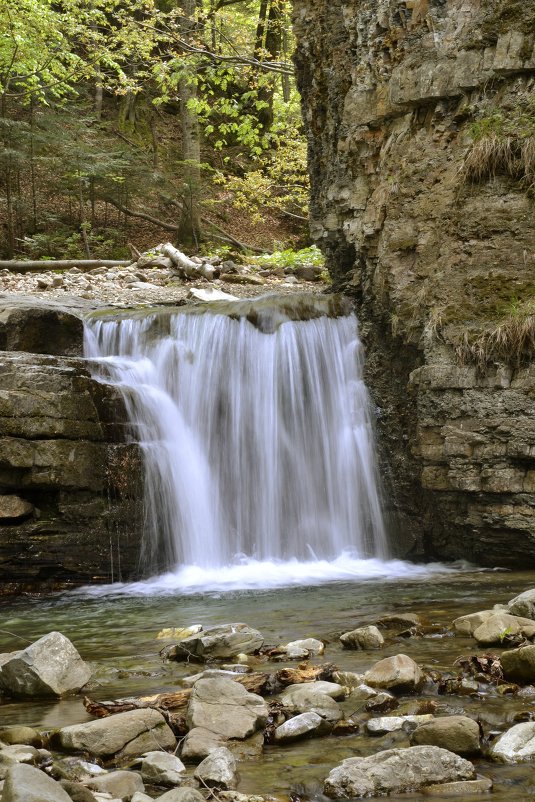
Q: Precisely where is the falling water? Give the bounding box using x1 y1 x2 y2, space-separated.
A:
84 296 391 591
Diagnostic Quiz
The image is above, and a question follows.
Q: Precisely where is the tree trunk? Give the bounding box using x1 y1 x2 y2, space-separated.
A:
177 0 202 250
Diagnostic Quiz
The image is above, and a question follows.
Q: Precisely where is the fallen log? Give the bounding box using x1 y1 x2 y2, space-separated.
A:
275 663 338 687
160 242 216 281
0 259 131 273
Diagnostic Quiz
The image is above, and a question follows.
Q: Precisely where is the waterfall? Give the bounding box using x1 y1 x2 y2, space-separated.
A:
84 297 389 590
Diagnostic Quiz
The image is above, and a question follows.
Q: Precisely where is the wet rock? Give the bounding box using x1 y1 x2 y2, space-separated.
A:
187 677 268 739
59 709 175 759
490 722 535 762
157 788 205 802
332 671 365 688
58 781 97 802
323 746 475 798
166 623 264 661
509 589 535 620
281 638 324 658
340 625 384 650
410 716 481 755
452 611 494 636
194 747 238 790
365 692 398 713
87 770 144 799
282 681 346 700
473 613 535 645
364 654 424 693
294 265 322 281
3 764 72 802
377 613 421 629
501 645 535 684
180 728 225 762
0 301 83 356
280 686 342 724
50 757 107 783
0 495 33 519
423 776 493 795
367 714 434 735
273 712 325 742
140 752 185 786
0 726 41 746
0 632 91 697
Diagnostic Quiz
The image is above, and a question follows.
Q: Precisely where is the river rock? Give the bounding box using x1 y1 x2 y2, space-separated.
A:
141 752 186 785
451 611 494 635
509 590 535 620
283 681 346 700
332 671 365 688
280 686 342 724
3 764 73 802
367 715 434 735
365 692 398 713
364 654 424 693
50 757 107 783
0 744 42 778
188 288 238 302
377 613 421 629
472 613 535 645
273 712 325 742
187 677 268 739
490 722 535 762
0 632 91 697
0 726 41 746
340 625 384 650
158 788 206 802
410 716 481 755
59 709 175 759
180 728 225 762
194 747 238 790
423 776 493 795
166 624 264 661
501 645 535 683
87 770 144 799
0 494 33 519
323 746 475 798
281 638 324 658
59 781 97 802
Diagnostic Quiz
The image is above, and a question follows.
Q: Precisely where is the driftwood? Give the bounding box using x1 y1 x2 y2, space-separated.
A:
160 242 216 281
0 259 131 273
274 663 338 687
83 671 271 720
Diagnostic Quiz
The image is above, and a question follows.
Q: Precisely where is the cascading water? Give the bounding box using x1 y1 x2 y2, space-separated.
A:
84 296 393 592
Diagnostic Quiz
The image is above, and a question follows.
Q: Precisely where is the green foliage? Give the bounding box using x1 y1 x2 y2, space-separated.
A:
21 225 126 259
252 246 324 269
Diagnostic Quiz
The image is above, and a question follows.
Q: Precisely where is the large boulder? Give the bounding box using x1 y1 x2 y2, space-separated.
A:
410 716 481 755
490 722 535 762
59 708 175 759
280 638 324 658
180 728 225 762
3 764 73 802
340 626 384 650
166 624 264 662
508 589 535 620
472 613 535 645
364 654 423 693
0 632 91 697
194 747 238 790
451 611 494 635
187 677 268 739
323 746 475 798
501 645 535 684
141 752 186 786
86 770 144 799
280 686 342 725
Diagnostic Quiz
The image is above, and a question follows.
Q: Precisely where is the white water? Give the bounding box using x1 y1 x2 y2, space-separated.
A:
84 301 421 593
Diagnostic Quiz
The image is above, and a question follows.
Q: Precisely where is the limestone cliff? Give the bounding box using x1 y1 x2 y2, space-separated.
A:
294 0 535 564
0 299 143 589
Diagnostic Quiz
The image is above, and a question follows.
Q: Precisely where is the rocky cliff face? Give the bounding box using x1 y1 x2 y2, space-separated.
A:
0 299 143 590
293 0 535 564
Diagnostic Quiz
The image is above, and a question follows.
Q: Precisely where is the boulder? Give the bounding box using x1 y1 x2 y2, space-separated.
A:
377 613 421 629
364 654 423 693
141 752 186 786
490 722 535 762
0 726 41 746
0 495 33 519
281 638 324 658
472 613 535 645
367 715 434 735
340 626 384 650
3 764 73 802
59 708 175 759
194 747 238 790
410 716 481 755
180 727 225 762
323 746 475 798
280 686 342 724
187 677 268 739
501 645 535 684
0 744 42 778
58 782 97 802
273 712 325 743
282 681 346 700
508 589 535 620
332 671 365 688
0 632 91 697
451 610 495 636
166 624 263 661
86 770 144 799
158 789 206 802
50 757 107 783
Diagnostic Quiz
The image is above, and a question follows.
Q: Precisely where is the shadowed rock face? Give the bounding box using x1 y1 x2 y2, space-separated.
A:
0 298 143 590
293 0 535 565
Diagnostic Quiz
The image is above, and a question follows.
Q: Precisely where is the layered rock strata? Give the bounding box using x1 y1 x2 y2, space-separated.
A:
293 0 535 564
0 299 143 588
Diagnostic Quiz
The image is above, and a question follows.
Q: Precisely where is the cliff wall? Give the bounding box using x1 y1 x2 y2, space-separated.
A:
0 299 143 590
293 0 535 564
